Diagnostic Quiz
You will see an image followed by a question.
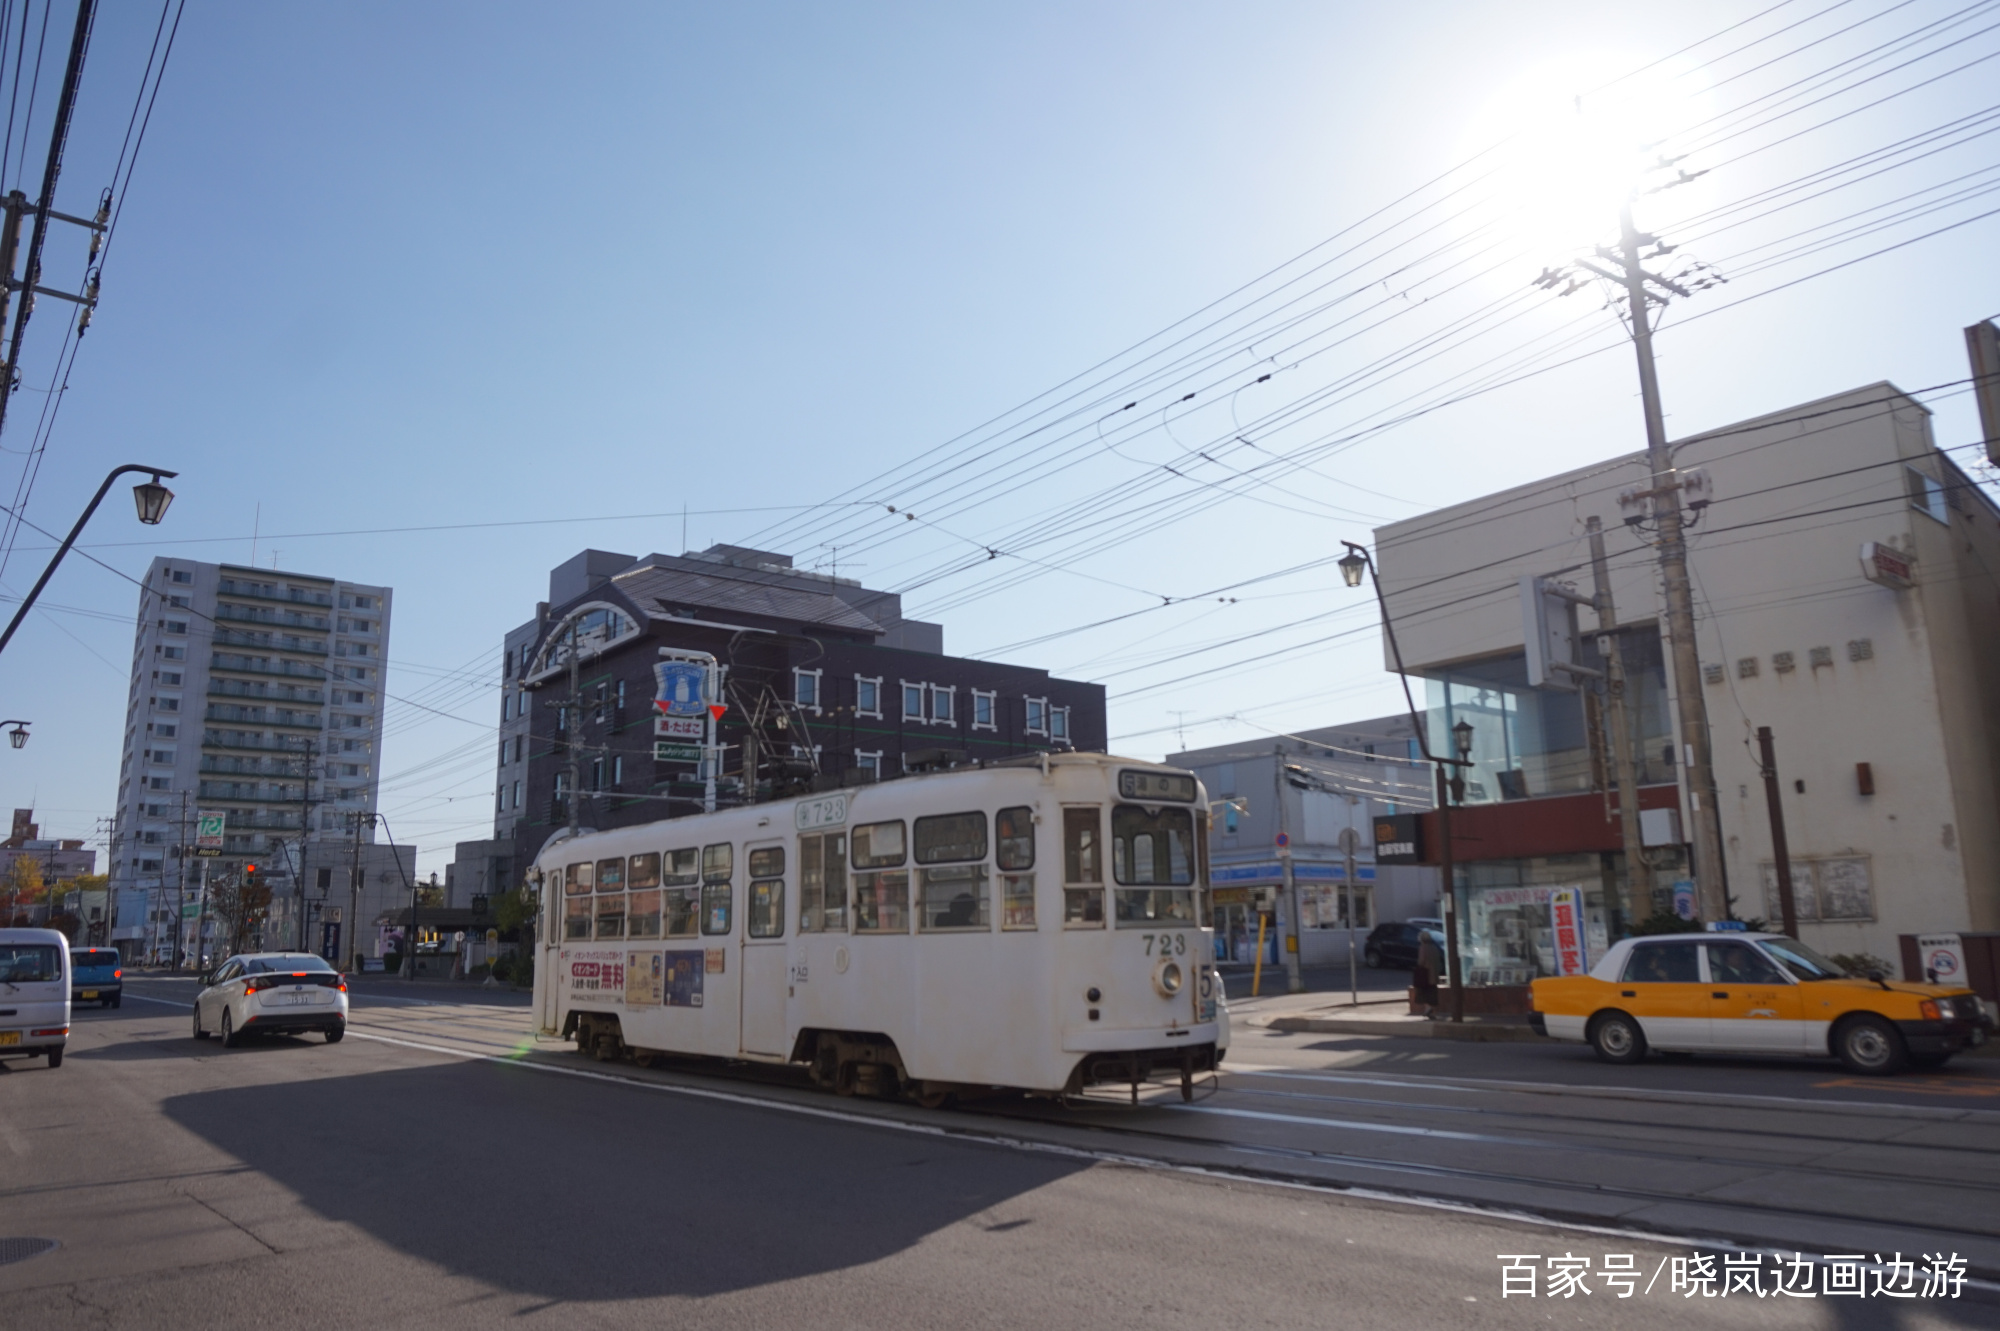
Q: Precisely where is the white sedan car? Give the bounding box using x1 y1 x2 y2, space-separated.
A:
193 952 349 1046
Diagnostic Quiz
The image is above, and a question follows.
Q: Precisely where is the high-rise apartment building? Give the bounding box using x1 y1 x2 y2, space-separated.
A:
109 558 394 956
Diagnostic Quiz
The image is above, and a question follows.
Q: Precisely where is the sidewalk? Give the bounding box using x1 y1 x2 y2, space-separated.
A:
1227 985 1553 1043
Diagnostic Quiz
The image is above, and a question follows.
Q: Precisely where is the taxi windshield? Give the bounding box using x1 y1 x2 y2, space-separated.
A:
1759 937 1848 981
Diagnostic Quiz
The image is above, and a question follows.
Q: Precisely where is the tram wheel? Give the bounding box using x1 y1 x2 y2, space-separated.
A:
913 1083 953 1110
833 1060 859 1096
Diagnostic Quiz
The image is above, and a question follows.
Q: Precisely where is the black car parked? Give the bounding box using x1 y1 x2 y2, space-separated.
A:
1363 921 1440 970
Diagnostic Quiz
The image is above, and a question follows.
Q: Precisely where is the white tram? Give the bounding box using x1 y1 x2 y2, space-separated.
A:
529 752 1225 1102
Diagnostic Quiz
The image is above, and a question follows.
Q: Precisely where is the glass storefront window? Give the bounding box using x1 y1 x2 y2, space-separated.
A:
1452 854 1618 984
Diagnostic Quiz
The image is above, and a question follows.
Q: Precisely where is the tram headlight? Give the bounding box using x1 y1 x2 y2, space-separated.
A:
1154 960 1184 999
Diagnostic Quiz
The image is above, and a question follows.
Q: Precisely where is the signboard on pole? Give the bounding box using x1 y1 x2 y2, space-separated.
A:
1918 932 1966 986
1549 886 1589 976
194 809 227 857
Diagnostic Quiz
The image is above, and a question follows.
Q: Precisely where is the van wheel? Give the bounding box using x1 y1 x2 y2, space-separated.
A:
111 995 121 1009
1364 946 1382 968
46 1046 62 1069
1589 1011 1647 1064
1835 1015 1906 1075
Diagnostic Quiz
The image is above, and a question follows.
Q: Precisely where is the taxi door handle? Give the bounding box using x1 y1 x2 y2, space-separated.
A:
1712 991 1729 999
1620 990 1636 998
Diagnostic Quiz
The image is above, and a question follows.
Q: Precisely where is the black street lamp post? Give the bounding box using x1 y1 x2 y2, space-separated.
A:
1340 541 1475 1024
0 463 176 658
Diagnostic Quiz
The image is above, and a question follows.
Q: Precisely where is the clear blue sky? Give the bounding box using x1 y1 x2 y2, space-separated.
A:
1 1 1994 875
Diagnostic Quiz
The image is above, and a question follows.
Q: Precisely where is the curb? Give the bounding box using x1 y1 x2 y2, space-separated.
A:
1264 1014 1553 1042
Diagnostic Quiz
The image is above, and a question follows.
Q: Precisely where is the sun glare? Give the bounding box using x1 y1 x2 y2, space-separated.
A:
1469 57 1715 269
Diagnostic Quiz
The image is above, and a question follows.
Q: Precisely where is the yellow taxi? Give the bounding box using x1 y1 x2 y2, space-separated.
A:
1530 932 1994 1075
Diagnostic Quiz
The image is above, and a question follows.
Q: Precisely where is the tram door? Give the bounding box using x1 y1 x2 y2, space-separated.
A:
535 871 562 1036
739 841 790 1057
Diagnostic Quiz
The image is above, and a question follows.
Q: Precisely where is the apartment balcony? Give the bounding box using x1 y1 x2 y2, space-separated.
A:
205 703 323 730
199 755 304 776
209 653 327 682
214 602 330 631
198 781 305 803
208 679 325 705
202 731 314 754
223 811 304 832
213 628 328 656
216 579 333 608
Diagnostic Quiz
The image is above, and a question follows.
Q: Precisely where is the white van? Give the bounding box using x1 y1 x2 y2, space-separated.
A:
0 928 71 1068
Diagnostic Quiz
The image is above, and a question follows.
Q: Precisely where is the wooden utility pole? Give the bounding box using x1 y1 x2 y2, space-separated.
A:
1756 727 1798 937
1587 517 1651 921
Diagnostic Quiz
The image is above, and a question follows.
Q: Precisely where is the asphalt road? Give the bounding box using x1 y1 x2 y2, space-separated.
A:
2 977 1998 1329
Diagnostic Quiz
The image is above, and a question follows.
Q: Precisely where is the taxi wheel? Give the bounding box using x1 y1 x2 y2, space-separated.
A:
1834 1014 1906 1075
1589 1011 1647 1064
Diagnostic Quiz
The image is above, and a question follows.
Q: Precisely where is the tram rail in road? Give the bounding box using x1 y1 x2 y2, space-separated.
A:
116 975 2000 1278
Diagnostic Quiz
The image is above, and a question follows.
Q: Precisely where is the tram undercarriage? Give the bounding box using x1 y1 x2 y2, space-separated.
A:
564 1012 1219 1107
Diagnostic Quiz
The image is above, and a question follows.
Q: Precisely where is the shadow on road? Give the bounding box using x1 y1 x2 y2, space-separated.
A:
161 1056 1085 1299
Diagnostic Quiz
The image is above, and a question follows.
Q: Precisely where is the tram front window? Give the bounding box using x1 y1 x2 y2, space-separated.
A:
1111 804 1197 927
1063 807 1104 928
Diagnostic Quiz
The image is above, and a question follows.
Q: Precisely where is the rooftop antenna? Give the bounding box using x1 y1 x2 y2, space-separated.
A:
250 503 260 567
1170 710 1191 751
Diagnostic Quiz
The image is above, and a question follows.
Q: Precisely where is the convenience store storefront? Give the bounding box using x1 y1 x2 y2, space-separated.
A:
1208 858 1377 966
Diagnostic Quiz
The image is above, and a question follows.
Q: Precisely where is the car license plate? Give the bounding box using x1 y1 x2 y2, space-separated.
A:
283 992 313 1005
0 1031 17 1045
80 990 98 999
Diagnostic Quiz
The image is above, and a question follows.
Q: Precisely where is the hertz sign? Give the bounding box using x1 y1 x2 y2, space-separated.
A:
1374 813 1424 865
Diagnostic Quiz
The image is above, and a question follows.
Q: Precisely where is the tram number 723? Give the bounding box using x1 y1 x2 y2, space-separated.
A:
1141 933 1189 957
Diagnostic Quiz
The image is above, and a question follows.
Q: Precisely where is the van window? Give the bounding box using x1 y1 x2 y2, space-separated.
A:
0 944 60 982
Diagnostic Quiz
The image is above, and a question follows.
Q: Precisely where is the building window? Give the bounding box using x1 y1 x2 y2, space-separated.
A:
856 750 882 781
1907 467 1949 524
157 697 179 712
971 689 996 730
1025 697 1048 736
147 776 171 790
169 569 191 584
159 671 181 685
616 679 627 712
1050 706 1070 742
154 723 176 739
161 619 187 634
613 755 624 788
931 685 955 727
159 646 184 660
168 595 190 609
902 682 925 722
794 668 822 712
590 757 605 791
855 676 881 718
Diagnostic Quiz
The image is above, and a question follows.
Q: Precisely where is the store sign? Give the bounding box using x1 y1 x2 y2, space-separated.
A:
655 715 704 740
1917 932 1966 985
1549 886 1589 976
1859 541 1913 590
653 742 700 762
1373 814 1423 864
653 660 707 716
194 809 227 857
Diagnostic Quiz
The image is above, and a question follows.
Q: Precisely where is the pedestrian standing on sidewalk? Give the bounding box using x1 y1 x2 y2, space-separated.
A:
1414 929 1444 1019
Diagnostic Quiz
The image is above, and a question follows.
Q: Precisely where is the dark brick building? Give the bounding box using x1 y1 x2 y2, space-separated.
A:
491 545 1105 871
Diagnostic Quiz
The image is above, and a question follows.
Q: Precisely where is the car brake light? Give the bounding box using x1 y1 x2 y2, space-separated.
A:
113 969 122 979
337 981 348 992
1920 999 1941 1021
31 1027 67 1037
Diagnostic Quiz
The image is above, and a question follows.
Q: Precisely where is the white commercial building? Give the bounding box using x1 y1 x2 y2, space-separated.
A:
109 558 396 961
1373 382 2000 976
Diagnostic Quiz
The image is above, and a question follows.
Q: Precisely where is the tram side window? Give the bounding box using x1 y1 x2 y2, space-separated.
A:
595 858 626 940
998 805 1036 930
1111 805 1197 928
661 848 699 936
701 843 733 935
625 851 661 938
564 862 593 940
749 846 785 939
852 819 909 934
915 812 988 932
1062 807 1104 928
799 833 847 932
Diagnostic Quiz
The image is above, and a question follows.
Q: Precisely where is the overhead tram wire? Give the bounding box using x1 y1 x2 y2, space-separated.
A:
747 3 1992 567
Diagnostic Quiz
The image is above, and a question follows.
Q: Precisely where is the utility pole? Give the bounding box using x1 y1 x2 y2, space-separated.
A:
1544 202 1727 922
288 736 318 951
0 0 102 439
347 809 364 973
1756 727 1799 938
1587 517 1651 922
566 621 581 837
1273 745 1302 994
175 793 191 970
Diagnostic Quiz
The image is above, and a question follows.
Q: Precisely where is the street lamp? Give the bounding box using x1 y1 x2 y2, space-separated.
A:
0 463 179 658
1338 539 1472 1024
2 721 27 749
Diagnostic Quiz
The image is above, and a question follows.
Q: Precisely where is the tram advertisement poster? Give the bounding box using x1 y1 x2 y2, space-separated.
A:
663 950 705 1007
625 951 665 1006
568 948 626 1003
